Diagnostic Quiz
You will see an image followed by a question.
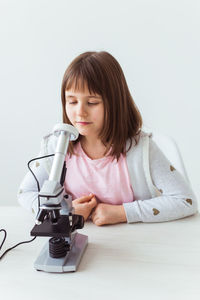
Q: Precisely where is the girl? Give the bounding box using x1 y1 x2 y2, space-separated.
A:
18 51 198 226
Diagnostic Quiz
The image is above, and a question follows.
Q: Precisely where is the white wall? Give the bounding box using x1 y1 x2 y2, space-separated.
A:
0 0 199 206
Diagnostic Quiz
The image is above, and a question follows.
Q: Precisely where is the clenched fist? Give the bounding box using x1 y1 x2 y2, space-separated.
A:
91 203 127 226
72 194 97 221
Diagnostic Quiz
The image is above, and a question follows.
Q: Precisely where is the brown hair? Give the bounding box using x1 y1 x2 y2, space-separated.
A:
61 51 143 160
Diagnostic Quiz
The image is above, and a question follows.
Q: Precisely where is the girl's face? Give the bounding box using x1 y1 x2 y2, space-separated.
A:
65 85 104 141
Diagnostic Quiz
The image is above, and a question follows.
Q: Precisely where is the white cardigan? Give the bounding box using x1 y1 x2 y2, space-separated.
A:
17 131 198 223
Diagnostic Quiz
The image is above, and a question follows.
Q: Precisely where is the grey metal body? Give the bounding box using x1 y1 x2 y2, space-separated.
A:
34 232 88 273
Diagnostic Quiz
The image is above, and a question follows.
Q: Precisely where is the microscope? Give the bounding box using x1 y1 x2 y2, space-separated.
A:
30 123 88 273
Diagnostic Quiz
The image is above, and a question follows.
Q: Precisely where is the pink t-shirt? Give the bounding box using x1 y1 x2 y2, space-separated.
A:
64 142 134 205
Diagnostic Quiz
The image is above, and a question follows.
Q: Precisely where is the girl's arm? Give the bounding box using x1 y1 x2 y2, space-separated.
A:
123 139 198 223
17 136 53 214
17 159 49 214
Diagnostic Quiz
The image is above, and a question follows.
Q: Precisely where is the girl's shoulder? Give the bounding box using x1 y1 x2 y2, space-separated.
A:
139 130 152 139
40 132 57 155
126 130 152 152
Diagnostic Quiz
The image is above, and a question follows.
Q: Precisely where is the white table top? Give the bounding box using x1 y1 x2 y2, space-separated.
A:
0 206 200 300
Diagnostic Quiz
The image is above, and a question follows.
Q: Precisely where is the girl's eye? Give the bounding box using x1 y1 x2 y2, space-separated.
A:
69 101 98 105
67 101 99 105
88 102 98 105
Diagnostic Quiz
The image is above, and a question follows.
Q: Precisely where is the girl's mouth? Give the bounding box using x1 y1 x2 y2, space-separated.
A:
76 122 92 125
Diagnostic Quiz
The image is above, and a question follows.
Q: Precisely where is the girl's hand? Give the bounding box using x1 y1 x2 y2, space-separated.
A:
91 203 127 226
72 194 97 221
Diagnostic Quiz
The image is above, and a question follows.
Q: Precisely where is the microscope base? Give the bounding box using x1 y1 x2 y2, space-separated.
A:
34 233 88 273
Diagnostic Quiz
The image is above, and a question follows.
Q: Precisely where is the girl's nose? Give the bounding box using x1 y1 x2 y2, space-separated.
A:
77 104 87 117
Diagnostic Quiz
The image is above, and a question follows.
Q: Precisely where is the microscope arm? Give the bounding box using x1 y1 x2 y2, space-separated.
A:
35 124 79 225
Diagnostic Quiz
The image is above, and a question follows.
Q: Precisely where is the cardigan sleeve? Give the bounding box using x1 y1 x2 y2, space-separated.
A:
17 137 51 214
17 161 49 214
123 138 198 223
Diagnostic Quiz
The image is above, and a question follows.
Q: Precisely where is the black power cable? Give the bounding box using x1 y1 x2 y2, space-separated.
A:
0 153 55 260
0 229 36 260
